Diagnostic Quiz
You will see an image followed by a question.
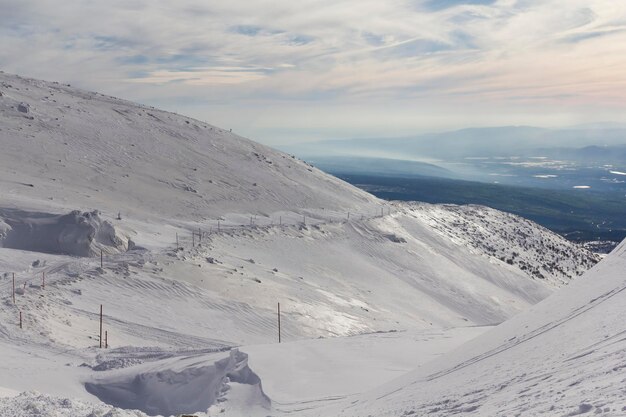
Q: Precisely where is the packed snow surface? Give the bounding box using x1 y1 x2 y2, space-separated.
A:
0 72 606 416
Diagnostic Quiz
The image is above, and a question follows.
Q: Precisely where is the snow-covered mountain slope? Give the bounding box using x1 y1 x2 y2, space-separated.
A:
0 72 602 416
0 72 377 222
329 239 626 417
402 203 598 285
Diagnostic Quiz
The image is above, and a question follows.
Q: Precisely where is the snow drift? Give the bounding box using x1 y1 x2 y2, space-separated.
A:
85 349 269 416
0 208 130 257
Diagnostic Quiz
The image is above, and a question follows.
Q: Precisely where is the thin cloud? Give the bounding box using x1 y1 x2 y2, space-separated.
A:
1 0 625 143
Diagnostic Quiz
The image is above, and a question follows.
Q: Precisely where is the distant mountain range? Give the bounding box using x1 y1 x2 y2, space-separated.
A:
283 125 626 161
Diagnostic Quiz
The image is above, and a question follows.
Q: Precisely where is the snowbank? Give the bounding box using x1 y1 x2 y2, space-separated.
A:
85 349 270 416
0 208 131 257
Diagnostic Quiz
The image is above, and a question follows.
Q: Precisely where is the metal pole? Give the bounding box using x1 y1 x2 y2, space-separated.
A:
278 302 281 343
99 304 103 348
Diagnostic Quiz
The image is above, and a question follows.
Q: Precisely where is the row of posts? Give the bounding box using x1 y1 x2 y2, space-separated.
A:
8 257 283 347
177 207 393 248
7 207 396 345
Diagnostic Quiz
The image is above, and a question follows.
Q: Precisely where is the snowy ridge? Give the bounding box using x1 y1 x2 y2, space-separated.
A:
0 71 378 222
400 203 599 286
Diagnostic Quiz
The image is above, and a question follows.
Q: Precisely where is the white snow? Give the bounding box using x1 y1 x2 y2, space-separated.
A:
0 208 131 256
85 349 269 416
325 240 626 417
0 72 608 417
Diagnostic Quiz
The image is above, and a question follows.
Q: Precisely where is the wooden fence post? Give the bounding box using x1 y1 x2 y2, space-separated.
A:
278 302 281 343
99 304 103 348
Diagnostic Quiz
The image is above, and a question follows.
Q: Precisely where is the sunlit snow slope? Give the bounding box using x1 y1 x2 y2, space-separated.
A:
0 72 377 221
331 240 626 417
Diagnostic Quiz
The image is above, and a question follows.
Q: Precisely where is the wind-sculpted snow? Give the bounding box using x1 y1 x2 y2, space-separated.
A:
0 208 131 257
85 349 270 416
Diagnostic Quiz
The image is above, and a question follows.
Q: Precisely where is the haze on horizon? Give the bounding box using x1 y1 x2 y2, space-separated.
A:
2 0 626 145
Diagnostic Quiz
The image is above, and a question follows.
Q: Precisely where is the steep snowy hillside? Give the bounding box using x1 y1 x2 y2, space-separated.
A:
0 72 377 222
330 239 626 417
0 72 601 417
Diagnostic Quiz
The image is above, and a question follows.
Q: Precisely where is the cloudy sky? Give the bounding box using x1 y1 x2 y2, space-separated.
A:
2 0 626 145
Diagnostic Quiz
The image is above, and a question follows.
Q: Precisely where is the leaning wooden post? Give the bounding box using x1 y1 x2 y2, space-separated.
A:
277 302 281 343
99 304 103 348
12 273 15 304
